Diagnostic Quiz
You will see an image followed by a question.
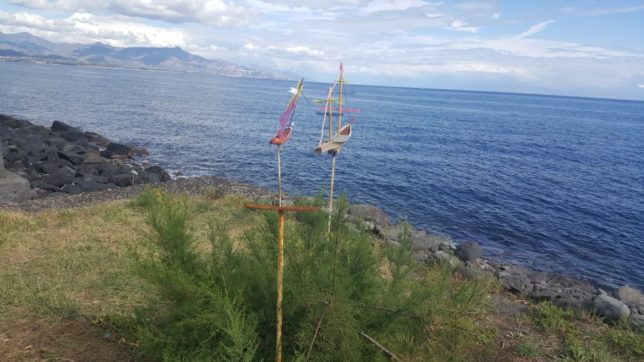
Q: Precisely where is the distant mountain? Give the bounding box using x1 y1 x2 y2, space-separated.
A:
0 32 288 80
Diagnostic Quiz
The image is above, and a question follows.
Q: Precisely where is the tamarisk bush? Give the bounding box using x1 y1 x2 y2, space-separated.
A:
131 190 494 361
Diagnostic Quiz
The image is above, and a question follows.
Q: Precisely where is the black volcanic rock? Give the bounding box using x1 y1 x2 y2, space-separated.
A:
456 241 483 262
1 114 171 197
51 120 77 133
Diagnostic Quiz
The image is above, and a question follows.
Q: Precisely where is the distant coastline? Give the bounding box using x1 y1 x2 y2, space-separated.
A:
0 31 288 80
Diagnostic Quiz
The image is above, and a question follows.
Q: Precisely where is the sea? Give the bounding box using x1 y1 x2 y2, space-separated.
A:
1 62 643 290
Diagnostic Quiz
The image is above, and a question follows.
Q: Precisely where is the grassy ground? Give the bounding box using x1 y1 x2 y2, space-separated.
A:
0 189 642 361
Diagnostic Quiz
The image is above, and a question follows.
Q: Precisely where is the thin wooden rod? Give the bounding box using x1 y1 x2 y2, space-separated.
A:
244 204 319 212
276 211 285 362
242 204 319 362
327 153 337 234
304 313 325 361
277 145 282 206
359 331 401 361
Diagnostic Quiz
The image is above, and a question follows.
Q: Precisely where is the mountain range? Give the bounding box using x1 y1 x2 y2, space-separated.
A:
0 32 288 80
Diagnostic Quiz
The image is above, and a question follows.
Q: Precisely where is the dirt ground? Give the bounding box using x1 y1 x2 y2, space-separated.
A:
0 318 136 361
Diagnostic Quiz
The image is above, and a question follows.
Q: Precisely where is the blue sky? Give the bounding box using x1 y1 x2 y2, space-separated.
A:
1 0 643 100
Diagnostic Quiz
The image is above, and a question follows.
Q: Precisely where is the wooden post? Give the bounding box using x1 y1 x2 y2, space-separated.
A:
275 210 285 361
244 204 320 362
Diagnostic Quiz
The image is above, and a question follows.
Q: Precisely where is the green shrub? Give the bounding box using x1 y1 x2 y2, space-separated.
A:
131 186 165 209
132 192 494 361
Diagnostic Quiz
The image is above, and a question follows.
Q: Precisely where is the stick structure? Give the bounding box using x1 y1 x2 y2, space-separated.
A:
244 204 320 362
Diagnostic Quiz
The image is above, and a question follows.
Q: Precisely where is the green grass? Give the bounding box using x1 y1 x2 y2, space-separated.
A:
0 188 641 361
530 302 643 361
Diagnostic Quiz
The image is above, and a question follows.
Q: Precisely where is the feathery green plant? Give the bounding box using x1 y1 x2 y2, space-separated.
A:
131 190 495 361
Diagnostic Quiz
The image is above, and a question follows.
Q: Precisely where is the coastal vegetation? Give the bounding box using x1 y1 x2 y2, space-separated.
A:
0 188 642 361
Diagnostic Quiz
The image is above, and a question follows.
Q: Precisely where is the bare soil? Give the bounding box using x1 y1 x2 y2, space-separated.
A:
0 318 136 361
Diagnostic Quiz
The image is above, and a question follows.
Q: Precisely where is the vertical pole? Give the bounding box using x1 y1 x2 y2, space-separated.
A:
328 91 333 141
275 210 285 362
0 141 4 171
276 145 282 206
337 64 343 136
327 153 337 234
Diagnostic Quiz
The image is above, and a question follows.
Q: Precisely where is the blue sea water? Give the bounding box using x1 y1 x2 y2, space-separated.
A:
1 62 643 289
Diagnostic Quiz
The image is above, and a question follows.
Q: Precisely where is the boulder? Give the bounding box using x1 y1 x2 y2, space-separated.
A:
431 250 461 267
82 149 103 164
101 142 133 159
593 293 630 323
59 129 86 142
96 162 119 177
348 204 390 228
57 150 84 165
38 162 62 175
51 120 77 133
1 114 32 129
455 241 483 262
529 274 596 310
109 173 142 187
614 286 644 315
74 165 98 178
503 274 533 294
410 231 452 252
74 180 113 193
629 314 644 332
43 166 76 187
60 184 84 194
381 224 404 242
132 147 150 157
83 132 111 147
141 171 161 183
145 165 171 182
0 169 34 202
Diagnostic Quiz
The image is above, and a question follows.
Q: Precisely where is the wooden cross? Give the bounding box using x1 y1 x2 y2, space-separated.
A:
244 203 320 362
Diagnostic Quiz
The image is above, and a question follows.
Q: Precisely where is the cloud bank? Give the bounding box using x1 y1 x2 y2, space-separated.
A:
1 0 643 99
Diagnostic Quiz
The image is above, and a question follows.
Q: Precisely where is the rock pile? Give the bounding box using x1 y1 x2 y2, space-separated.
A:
347 203 644 331
347 203 459 266
1 114 170 198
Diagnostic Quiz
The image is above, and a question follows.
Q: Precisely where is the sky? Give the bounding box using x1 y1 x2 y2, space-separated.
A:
1 0 644 100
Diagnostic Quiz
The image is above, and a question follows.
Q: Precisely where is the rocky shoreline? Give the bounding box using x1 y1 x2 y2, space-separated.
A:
345 202 644 332
1 114 171 201
1 114 642 332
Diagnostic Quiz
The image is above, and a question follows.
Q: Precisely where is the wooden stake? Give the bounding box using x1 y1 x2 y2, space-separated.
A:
244 204 320 362
276 210 285 361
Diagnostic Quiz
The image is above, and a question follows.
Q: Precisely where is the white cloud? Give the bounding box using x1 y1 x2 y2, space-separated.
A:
455 2 495 11
425 12 445 18
519 19 554 39
361 0 428 13
243 42 258 50
0 10 186 47
584 5 644 16
448 19 479 33
4 0 644 99
8 0 251 27
285 45 324 57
